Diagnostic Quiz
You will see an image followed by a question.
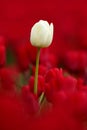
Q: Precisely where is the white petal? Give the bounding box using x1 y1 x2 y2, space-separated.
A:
50 23 54 39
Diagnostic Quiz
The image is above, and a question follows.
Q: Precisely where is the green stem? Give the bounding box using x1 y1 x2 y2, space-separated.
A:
34 47 41 94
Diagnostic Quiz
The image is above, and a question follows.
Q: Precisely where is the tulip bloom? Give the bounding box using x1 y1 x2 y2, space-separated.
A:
30 20 54 95
30 20 54 48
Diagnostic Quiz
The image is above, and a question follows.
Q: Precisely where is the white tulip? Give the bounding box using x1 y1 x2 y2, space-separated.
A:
30 20 54 48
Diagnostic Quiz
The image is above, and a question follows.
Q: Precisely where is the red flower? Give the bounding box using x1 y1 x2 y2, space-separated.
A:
40 49 58 69
21 85 39 115
0 67 18 91
33 105 83 130
14 43 30 71
0 45 6 67
63 51 87 73
45 68 77 102
63 51 79 71
32 65 47 76
0 92 30 130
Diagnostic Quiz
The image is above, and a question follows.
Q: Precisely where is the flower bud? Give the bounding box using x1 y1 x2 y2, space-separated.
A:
30 20 54 48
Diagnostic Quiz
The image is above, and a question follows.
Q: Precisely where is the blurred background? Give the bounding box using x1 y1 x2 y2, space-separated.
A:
0 0 87 75
0 0 87 47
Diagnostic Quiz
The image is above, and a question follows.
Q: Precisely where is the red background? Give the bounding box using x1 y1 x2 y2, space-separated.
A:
0 0 87 45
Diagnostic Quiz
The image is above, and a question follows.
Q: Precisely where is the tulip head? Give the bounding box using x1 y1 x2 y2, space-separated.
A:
30 20 54 48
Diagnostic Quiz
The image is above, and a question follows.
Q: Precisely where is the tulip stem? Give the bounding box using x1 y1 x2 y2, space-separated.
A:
34 47 41 94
